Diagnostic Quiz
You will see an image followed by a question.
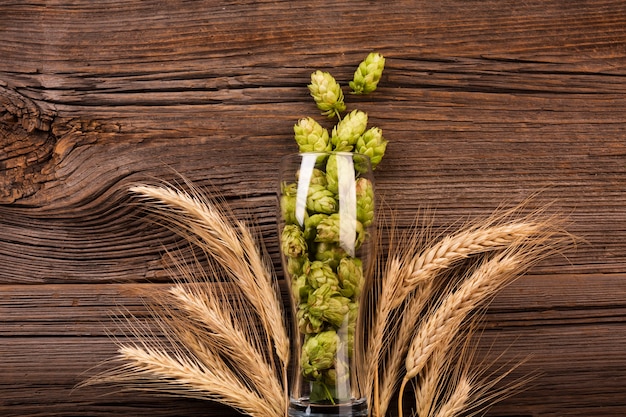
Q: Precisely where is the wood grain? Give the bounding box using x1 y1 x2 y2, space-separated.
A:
1 0 625 415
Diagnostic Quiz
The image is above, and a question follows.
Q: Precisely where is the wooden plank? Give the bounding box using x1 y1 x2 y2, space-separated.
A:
0 274 625 416
1 0 626 415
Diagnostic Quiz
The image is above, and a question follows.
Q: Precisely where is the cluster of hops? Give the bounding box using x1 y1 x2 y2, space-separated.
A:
280 53 385 404
294 52 387 170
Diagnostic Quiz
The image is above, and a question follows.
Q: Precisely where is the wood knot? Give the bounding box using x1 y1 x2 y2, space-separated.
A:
1 85 57 204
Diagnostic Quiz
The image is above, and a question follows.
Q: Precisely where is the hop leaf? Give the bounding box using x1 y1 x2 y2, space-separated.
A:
349 52 385 94
308 70 346 118
356 126 387 170
294 117 331 153
330 109 368 152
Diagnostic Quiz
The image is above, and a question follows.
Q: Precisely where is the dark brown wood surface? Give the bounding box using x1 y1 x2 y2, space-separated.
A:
2 1 626 416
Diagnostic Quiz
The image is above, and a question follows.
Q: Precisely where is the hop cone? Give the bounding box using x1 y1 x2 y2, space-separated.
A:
306 260 339 290
298 304 324 334
294 117 331 153
309 70 346 118
356 126 387 169
307 284 351 329
306 184 337 214
315 213 366 249
314 242 348 270
321 356 349 387
308 168 328 187
280 181 302 225
280 194 299 225
304 213 328 241
301 330 339 380
292 274 312 304
331 109 368 152
281 224 307 258
282 181 298 197
287 255 310 277
325 154 340 194
349 52 385 94
355 177 375 227
337 257 363 298
347 301 359 352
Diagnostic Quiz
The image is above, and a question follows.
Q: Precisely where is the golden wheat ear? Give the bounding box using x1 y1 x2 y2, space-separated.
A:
366 204 575 417
128 183 289 368
80 182 288 417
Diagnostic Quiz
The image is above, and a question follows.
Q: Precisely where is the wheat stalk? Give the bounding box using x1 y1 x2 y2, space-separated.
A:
129 185 289 386
167 284 285 409
368 216 553 416
431 376 472 417
367 203 573 417
395 225 566 417
116 344 280 417
404 252 522 385
79 183 290 417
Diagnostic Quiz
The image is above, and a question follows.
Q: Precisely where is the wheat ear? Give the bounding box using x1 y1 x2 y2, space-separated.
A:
397 232 560 417
397 252 523 417
129 185 289 379
116 344 280 417
431 377 472 417
167 284 285 410
369 218 549 416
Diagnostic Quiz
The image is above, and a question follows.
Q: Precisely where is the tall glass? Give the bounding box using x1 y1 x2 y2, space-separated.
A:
278 152 375 417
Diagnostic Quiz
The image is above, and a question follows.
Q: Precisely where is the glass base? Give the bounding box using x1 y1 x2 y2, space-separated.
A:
288 397 367 417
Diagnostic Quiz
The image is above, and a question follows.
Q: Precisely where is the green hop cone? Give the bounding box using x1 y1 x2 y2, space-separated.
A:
347 301 359 353
281 224 307 258
308 168 328 187
280 194 299 225
330 109 368 152
321 356 349 388
306 184 338 214
349 52 385 94
309 70 346 119
282 181 298 197
301 330 339 381
325 154 340 194
355 177 375 227
292 274 312 304
281 181 304 225
304 213 328 241
315 213 366 250
307 283 351 329
294 117 332 153
306 260 340 290
287 255 310 276
314 242 348 270
298 304 324 334
337 257 363 298
355 126 387 170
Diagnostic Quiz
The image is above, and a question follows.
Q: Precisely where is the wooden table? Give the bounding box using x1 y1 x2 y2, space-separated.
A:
1 1 625 416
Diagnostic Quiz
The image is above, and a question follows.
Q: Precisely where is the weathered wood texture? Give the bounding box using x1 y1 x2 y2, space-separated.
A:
1 0 625 415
